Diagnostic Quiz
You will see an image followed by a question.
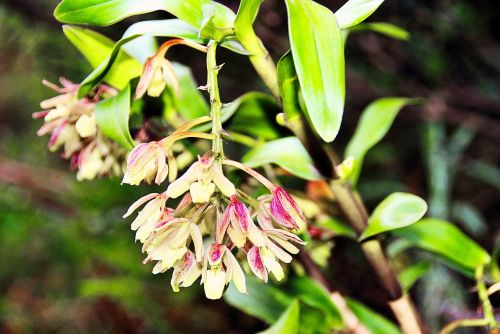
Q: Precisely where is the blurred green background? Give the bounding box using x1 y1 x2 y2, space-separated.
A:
0 0 499 333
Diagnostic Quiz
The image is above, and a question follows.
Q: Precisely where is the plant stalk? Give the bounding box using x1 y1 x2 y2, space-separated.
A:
206 40 224 157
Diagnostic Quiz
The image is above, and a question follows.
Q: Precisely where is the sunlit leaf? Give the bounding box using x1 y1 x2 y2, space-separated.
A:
316 217 357 239
54 0 203 28
94 84 134 150
350 22 410 41
285 0 345 142
243 137 322 180
62 25 115 68
393 218 491 275
334 0 384 29
398 261 431 291
360 192 428 240
277 51 301 120
347 299 401 334
170 63 209 120
225 277 294 323
195 92 280 139
345 97 421 185
259 300 300 334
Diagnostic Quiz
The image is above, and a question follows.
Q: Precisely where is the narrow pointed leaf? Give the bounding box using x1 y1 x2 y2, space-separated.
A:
393 218 491 274
285 0 345 142
54 0 203 28
277 51 301 120
63 25 115 68
345 97 421 185
259 300 300 334
360 192 427 240
398 261 431 291
350 22 410 41
243 137 322 180
94 85 134 150
334 0 384 29
347 299 401 334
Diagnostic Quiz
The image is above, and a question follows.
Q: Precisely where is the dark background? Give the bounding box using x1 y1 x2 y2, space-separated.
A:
0 0 499 333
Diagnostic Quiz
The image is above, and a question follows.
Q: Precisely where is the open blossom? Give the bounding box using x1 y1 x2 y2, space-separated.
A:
166 154 236 203
122 141 168 186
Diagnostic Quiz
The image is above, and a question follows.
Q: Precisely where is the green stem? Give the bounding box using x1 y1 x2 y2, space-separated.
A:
207 40 224 157
476 266 498 329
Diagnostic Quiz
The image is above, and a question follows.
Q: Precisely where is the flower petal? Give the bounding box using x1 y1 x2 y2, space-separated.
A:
123 193 160 218
208 243 226 266
190 223 204 262
224 251 247 294
247 246 268 282
204 268 226 300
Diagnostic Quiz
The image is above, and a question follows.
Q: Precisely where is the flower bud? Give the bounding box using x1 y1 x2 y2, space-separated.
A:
270 187 306 229
75 114 97 138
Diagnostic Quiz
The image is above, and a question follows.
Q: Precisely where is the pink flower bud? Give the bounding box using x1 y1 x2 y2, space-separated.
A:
270 187 306 229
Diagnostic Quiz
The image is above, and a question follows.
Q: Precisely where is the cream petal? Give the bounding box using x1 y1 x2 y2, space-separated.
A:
189 223 204 262
224 251 246 294
269 235 300 254
123 193 160 218
247 222 267 247
265 238 292 264
189 182 215 203
212 165 236 197
262 249 284 281
227 226 246 248
204 268 226 300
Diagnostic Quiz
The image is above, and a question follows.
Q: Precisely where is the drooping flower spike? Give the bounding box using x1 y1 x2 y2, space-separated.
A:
34 78 127 180
124 150 307 299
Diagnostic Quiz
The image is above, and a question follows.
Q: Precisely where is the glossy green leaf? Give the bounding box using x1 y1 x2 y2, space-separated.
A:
54 0 202 28
334 0 384 29
393 218 491 274
350 22 410 41
225 277 294 323
277 51 301 120
195 92 280 139
235 0 263 40
78 20 206 97
398 261 431 291
347 299 401 334
285 0 345 143
360 192 427 240
62 25 115 68
94 85 134 150
162 62 209 121
243 137 321 180
285 276 342 323
259 300 300 334
345 97 420 185
316 217 356 238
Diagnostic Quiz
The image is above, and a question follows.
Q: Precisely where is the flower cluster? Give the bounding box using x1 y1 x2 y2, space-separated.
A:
34 78 127 180
124 151 306 299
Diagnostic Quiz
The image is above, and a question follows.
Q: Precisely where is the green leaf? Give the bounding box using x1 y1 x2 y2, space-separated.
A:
242 137 321 180
398 261 431 291
78 34 142 97
94 85 134 150
316 217 356 239
226 93 282 140
345 97 420 185
259 300 300 334
360 192 428 240
285 0 345 143
393 218 491 274
334 0 384 29
225 277 294 323
54 0 203 28
170 63 209 120
78 20 205 97
350 22 410 41
277 51 301 120
347 299 401 334
194 92 281 139
63 25 115 68
285 276 342 324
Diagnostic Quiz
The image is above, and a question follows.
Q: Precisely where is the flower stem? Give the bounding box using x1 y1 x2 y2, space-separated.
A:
207 40 224 157
222 159 276 191
475 265 498 330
